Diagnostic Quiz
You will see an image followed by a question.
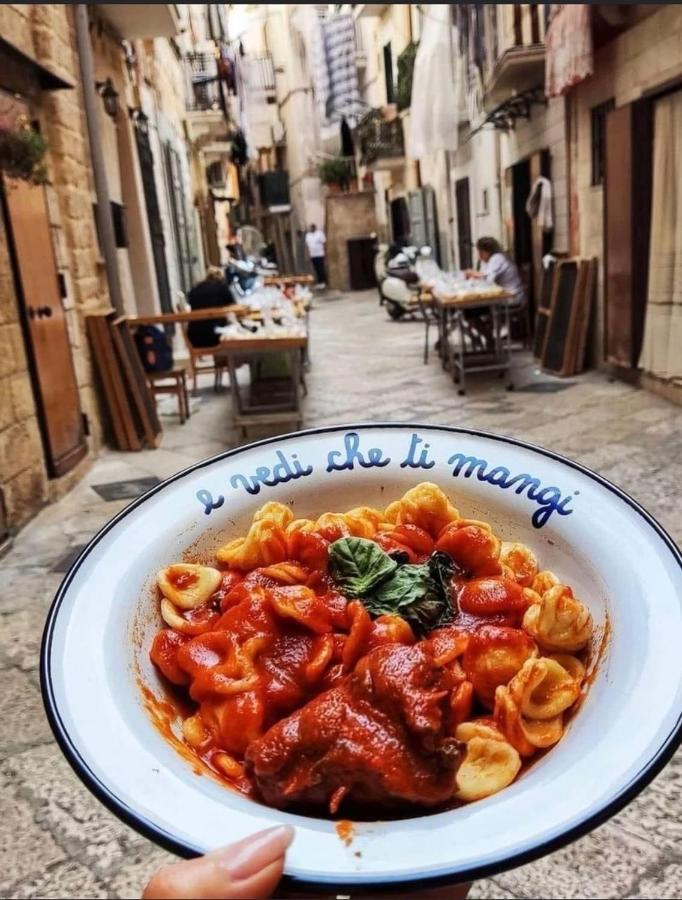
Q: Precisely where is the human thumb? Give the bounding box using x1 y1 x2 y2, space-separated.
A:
143 825 294 899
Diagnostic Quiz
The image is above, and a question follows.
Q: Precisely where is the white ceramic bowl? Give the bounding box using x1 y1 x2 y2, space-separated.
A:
41 425 682 890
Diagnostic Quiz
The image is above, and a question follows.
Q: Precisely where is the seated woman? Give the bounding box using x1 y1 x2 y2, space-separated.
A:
465 237 525 304
187 267 236 348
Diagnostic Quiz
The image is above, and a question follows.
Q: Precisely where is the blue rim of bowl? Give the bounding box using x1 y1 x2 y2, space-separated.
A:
40 423 682 890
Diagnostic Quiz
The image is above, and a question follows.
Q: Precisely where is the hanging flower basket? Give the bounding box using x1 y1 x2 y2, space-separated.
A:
0 115 48 185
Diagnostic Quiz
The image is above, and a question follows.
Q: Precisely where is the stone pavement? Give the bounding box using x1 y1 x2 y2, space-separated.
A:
2 290 682 899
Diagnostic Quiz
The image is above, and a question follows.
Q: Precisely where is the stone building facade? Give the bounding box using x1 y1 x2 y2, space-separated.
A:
0 3 191 536
0 4 108 531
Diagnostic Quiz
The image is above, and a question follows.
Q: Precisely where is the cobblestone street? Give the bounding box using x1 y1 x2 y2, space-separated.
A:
3 290 682 899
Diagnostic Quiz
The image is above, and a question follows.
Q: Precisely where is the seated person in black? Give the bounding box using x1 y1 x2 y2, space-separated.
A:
186 267 236 348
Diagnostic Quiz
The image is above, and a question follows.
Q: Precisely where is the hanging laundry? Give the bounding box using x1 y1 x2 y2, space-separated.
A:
320 14 360 123
545 5 593 97
526 176 554 233
409 4 464 159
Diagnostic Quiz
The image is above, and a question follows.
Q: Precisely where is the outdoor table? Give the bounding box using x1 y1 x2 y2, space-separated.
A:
217 333 308 438
262 273 314 288
431 288 515 395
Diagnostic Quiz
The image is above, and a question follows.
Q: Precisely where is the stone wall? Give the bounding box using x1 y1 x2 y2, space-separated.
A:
0 5 109 531
325 191 378 292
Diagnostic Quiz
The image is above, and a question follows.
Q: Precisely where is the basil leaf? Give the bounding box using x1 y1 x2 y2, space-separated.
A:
365 555 456 636
404 596 451 632
428 551 461 614
328 537 397 597
371 564 432 609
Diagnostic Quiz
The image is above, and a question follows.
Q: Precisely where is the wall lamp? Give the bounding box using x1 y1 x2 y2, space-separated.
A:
95 78 119 121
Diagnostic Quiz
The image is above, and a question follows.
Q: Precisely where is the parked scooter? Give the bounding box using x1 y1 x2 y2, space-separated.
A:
375 241 432 320
224 242 279 296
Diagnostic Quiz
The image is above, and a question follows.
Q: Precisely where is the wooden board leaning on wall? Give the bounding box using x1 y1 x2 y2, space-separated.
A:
535 258 597 378
86 313 161 451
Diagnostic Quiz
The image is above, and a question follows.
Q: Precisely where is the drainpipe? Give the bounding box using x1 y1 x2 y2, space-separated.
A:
445 7 458 268
75 4 125 315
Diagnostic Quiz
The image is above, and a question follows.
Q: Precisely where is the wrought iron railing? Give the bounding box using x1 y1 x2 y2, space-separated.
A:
184 52 221 112
357 111 405 165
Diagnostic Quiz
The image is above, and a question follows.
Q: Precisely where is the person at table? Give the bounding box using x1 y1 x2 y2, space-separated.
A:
186 267 236 348
305 223 327 288
464 237 525 303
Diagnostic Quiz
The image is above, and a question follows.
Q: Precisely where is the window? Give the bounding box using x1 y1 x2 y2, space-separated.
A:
591 98 615 186
110 201 128 248
383 41 395 104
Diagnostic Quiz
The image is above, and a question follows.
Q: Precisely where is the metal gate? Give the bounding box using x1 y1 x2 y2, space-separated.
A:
134 116 172 312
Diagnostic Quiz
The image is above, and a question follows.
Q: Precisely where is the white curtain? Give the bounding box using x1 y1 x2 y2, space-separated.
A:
640 91 682 381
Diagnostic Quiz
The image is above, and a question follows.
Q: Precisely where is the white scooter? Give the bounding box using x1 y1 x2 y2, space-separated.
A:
375 243 433 320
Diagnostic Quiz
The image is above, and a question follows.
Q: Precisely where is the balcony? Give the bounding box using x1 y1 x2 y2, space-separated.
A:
357 110 405 168
485 44 546 107
484 4 546 107
96 4 179 39
184 53 223 113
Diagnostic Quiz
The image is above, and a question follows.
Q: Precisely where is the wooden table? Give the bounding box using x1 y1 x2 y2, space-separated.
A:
432 289 515 395
123 306 251 326
218 334 308 438
262 273 314 288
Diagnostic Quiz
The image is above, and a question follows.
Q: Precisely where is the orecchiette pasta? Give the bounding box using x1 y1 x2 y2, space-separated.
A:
436 521 502 576
531 569 560 595
454 720 521 801
157 564 222 609
216 502 293 569
493 657 579 756
523 585 593 652
508 656 583 721
314 506 388 541
494 688 564 757
149 483 596 818
500 542 538 588
258 562 310 584
384 482 459 536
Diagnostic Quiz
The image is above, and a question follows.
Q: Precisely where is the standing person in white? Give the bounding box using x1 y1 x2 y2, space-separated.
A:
305 224 327 288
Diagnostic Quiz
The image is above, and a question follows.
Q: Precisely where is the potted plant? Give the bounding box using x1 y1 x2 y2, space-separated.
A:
318 157 352 193
0 115 48 185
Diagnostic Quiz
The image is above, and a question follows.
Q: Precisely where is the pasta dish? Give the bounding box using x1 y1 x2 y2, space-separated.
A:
149 483 593 816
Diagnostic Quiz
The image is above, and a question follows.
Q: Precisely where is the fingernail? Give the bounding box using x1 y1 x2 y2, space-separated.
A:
226 825 295 880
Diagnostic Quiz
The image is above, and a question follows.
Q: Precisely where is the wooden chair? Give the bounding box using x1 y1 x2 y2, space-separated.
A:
176 306 227 395
146 367 190 424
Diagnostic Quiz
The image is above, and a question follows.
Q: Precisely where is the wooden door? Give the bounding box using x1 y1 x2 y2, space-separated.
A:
604 105 634 367
604 100 654 369
1 177 86 476
455 177 472 270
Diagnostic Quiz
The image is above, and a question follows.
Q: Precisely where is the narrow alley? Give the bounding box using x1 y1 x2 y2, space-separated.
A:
3 290 682 899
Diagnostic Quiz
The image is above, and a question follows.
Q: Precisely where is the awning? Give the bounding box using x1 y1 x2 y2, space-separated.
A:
0 37 74 91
